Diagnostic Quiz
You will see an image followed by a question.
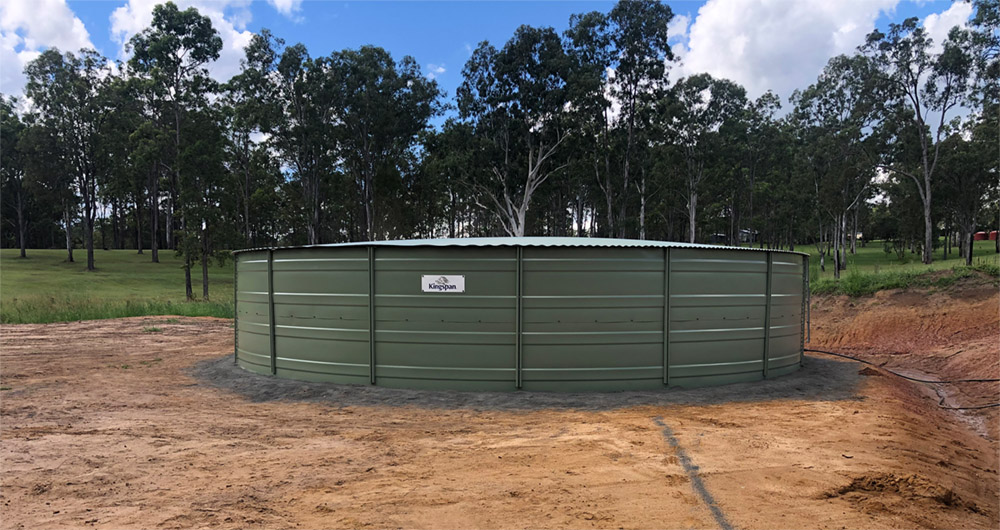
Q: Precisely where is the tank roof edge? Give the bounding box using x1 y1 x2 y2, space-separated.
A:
232 237 809 257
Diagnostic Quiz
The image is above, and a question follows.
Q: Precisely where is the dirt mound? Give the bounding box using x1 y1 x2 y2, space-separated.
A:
857 366 883 377
827 473 974 510
810 282 1000 439
810 284 998 355
823 472 988 528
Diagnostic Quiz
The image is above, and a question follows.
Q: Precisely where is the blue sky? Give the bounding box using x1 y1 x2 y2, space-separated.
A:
2 1 976 114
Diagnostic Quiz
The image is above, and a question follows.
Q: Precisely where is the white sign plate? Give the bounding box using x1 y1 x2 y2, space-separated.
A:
421 275 465 293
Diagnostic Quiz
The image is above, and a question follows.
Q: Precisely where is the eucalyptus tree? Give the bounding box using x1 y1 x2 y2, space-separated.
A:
563 10 616 236
736 92 782 245
98 73 148 253
223 29 283 245
1 97 28 257
562 0 675 238
332 45 441 240
457 26 572 237
861 18 972 264
761 121 812 251
243 34 339 245
24 48 112 271
967 0 1000 253
420 120 483 238
661 74 747 243
607 0 675 238
128 120 172 261
967 0 999 106
116 59 172 262
177 106 232 299
939 109 999 264
936 131 977 264
128 1 222 252
17 115 76 260
792 55 879 276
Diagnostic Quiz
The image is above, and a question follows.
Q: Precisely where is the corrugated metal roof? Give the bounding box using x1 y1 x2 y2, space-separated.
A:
234 237 808 256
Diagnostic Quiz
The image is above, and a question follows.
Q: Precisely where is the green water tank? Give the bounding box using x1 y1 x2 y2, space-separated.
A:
233 237 808 392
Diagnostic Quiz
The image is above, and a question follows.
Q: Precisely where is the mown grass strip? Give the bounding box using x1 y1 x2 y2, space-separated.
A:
1 296 233 324
803 240 999 283
811 262 999 297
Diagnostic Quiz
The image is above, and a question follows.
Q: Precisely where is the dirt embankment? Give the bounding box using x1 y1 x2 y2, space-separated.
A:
810 278 999 439
0 281 997 529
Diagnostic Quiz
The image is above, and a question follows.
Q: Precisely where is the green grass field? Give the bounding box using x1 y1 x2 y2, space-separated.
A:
803 239 999 279
2 240 997 324
803 239 999 296
1 249 234 324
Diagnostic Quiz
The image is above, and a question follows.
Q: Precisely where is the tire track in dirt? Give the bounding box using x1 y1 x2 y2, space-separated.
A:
654 417 733 530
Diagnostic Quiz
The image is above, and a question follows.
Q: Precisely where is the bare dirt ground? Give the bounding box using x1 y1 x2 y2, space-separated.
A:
1 280 998 529
810 276 1000 441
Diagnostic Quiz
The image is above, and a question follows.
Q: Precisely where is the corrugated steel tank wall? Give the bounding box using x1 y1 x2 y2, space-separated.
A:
235 244 807 392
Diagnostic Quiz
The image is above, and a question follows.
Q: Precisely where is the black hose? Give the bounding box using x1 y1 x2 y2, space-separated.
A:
803 348 1000 411
937 402 1000 410
804 348 1000 383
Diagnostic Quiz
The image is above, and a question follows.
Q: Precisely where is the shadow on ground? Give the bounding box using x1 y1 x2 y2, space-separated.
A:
191 353 862 411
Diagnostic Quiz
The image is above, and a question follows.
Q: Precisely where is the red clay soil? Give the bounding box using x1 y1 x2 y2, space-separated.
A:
0 280 997 529
810 276 1000 440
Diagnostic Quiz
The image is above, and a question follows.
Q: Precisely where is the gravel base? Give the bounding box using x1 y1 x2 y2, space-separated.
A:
191 353 862 411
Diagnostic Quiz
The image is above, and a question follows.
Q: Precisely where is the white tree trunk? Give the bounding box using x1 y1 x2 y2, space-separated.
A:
833 217 841 280
688 192 697 243
850 207 858 254
637 172 646 240
64 205 74 263
922 194 933 264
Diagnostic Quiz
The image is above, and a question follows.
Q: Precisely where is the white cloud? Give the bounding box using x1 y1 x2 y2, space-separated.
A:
922 0 972 53
0 0 95 96
250 131 271 144
667 14 690 43
266 0 303 19
673 0 899 102
426 63 446 80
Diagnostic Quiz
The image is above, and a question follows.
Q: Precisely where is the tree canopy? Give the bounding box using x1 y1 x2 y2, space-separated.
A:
2 0 997 299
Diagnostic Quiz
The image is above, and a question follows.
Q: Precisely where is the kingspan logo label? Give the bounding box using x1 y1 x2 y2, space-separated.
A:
421 275 465 293
430 276 456 291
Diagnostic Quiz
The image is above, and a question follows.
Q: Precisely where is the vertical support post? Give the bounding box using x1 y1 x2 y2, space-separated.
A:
663 248 671 385
800 255 808 366
267 249 276 375
762 252 773 379
368 245 376 385
806 255 811 345
233 252 239 364
515 246 523 389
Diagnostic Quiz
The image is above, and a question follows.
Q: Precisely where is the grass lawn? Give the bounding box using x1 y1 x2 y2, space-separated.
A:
801 239 999 296
802 239 999 280
1 249 234 324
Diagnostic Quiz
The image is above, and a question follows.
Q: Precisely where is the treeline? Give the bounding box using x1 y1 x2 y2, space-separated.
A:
1 0 998 299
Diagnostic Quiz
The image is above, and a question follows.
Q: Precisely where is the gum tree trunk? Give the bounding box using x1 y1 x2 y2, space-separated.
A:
63 204 74 263
135 199 143 254
201 228 210 300
688 192 697 243
149 167 160 263
922 196 933 264
16 192 26 258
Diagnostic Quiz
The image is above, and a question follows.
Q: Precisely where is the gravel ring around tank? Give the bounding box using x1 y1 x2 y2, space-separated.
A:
190 354 861 410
